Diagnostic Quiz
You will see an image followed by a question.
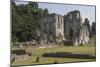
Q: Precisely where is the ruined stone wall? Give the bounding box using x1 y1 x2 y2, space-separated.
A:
40 10 90 46
64 10 82 42
54 14 64 42
40 13 64 44
64 10 90 46
79 24 90 45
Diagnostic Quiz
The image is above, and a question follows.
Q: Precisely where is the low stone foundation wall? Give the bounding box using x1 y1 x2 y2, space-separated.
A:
42 52 95 59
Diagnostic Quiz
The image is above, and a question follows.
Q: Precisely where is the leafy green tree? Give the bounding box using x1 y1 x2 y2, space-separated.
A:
44 8 49 16
91 22 96 35
12 1 49 44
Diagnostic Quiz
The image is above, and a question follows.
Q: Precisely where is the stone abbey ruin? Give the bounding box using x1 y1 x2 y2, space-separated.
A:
40 10 90 46
14 10 93 46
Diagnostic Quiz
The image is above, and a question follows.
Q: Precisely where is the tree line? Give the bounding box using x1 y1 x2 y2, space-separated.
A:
12 1 49 42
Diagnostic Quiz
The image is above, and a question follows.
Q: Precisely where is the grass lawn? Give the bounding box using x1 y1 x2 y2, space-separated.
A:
11 46 96 66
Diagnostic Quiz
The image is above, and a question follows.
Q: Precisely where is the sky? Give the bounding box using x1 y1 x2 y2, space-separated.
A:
15 1 96 25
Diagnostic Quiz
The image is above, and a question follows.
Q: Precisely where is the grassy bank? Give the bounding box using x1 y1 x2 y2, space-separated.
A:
11 46 96 66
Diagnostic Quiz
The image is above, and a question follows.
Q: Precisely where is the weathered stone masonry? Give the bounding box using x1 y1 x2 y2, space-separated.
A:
40 13 64 44
40 10 90 46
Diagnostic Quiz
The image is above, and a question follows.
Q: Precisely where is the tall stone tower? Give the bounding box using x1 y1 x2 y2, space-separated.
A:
64 10 82 45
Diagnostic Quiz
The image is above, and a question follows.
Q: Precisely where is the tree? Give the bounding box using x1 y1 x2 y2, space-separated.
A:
28 2 38 9
84 18 91 37
91 22 96 35
84 18 90 30
12 1 49 44
43 8 49 16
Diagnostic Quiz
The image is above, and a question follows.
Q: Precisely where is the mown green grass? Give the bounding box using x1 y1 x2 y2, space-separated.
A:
11 46 96 66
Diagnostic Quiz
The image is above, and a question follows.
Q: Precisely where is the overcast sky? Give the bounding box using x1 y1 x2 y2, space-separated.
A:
15 1 96 25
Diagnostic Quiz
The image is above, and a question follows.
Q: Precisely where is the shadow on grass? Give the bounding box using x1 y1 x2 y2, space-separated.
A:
42 52 96 59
